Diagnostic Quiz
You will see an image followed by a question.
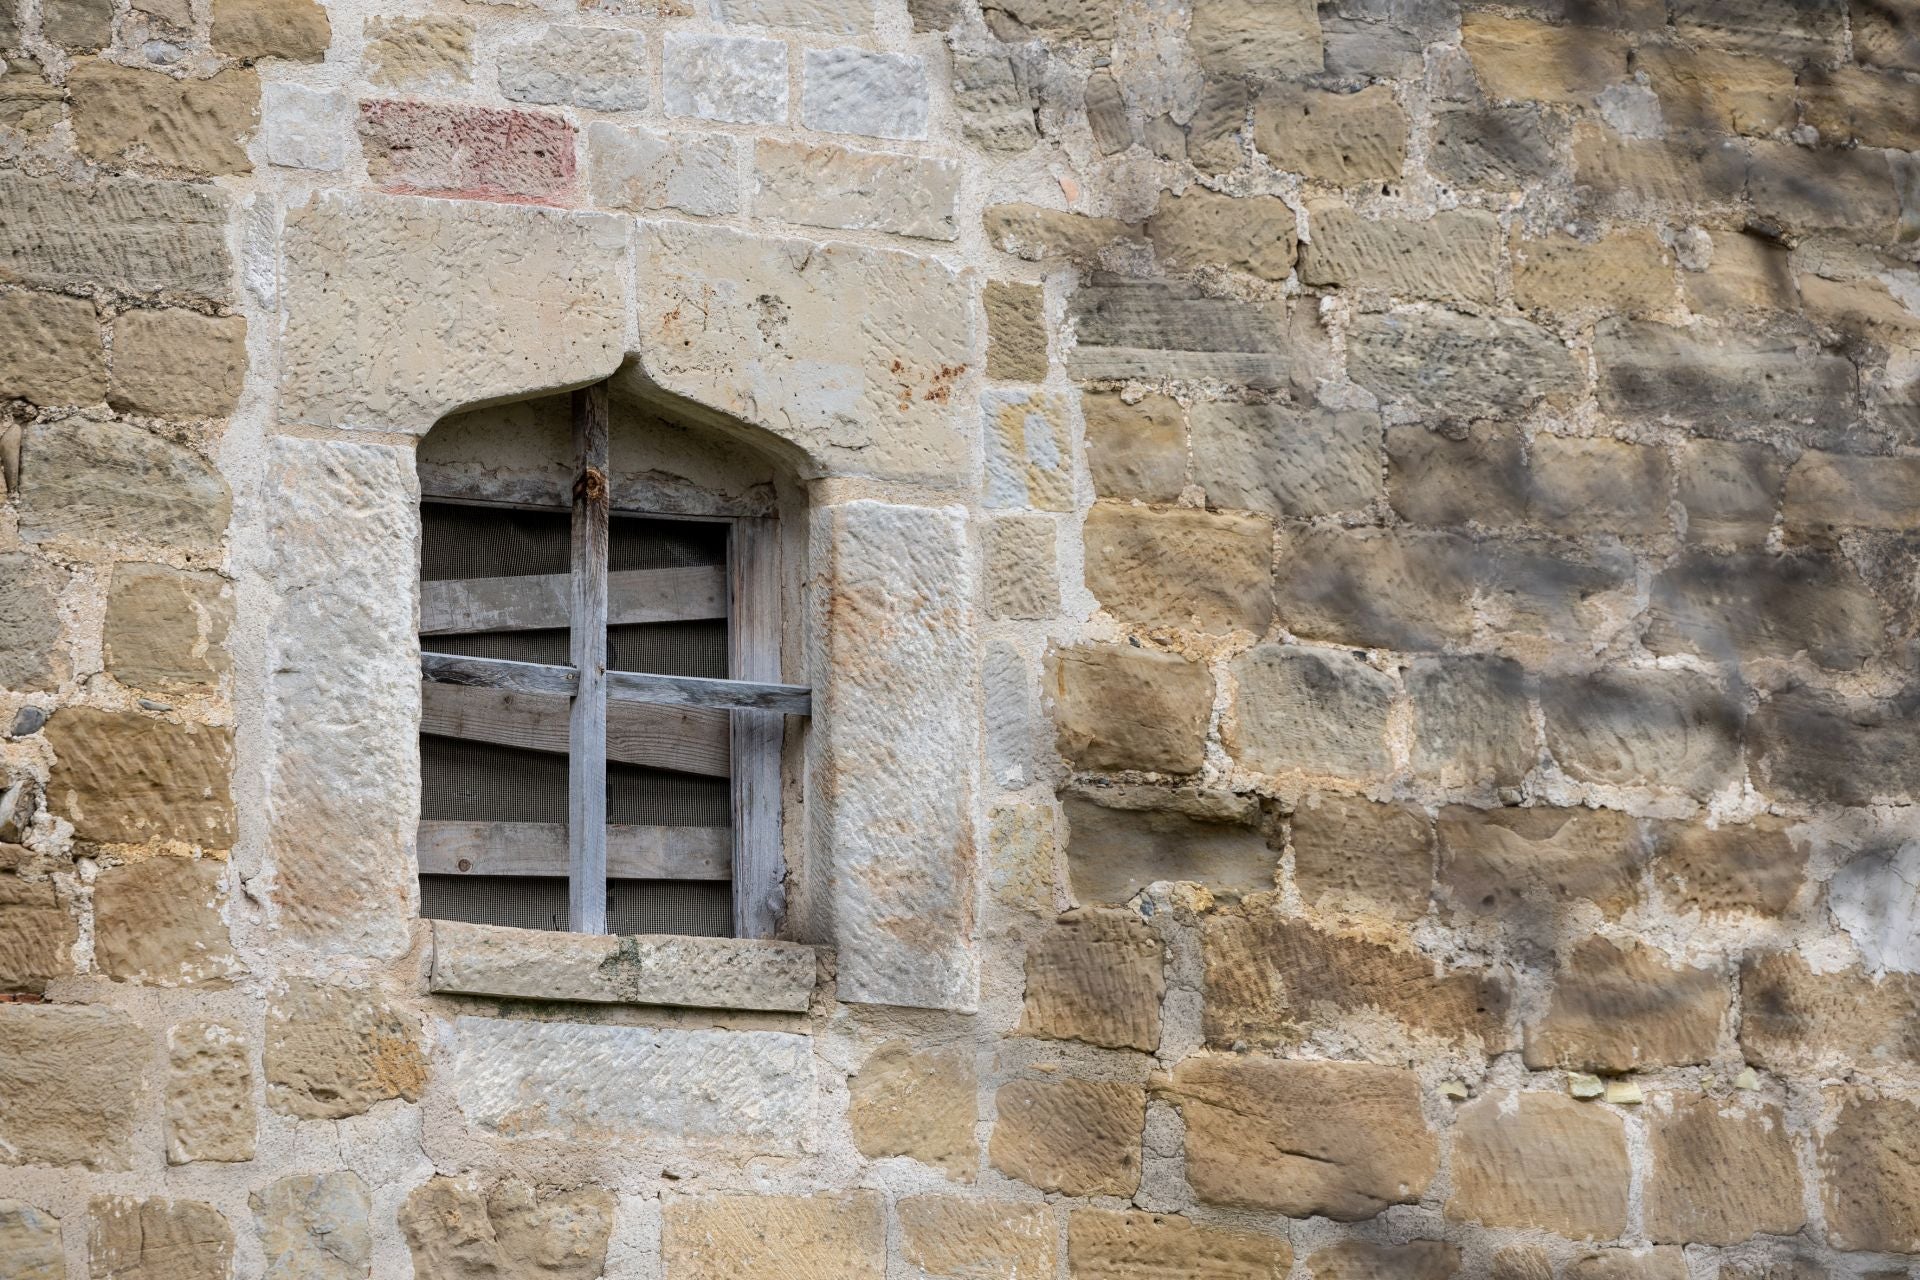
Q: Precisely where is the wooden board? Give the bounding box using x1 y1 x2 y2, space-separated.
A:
421 651 576 697
570 382 611 933
420 565 728 635
605 669 812 716
419 681 729 777
417 820 729 879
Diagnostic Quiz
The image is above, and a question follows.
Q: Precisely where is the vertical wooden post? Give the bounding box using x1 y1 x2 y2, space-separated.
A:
568 382 611 934
729 516 783 939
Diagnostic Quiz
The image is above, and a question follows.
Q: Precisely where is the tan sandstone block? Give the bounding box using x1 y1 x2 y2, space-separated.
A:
1020 908 1164 1051
1226 645 1394 780
1290 793 1432 922
1438 805 1643 923
110 308 247 418
663 1192 885 1280
1820 1090 1920 1252
1307 1240 1460 1279
1565 1251 1688 1280
1048 642 1212 774
986 514 1059 621
1524 935 1726 1073
1799 65 1920 151
753 140 960 241
1253 84 1407 184
211 0 330 60
990 1078 1145 1197
1448 1091 1629 1238
0 1003 147 1170
44 0 113 49
1068 1209 1289 1280
1300 204 1500 304
1645 1095 1804 1245
1084 502 1272 635
1147 189 1296 281
985 203 1146 268
0 290 104 405
104 563 233 691
1188 0 1320 77
264 977 427 1119
1739 951 1920 1077
365 16 473 89
986 280 1048 381
94 856 237 986
1511 229 1674 314
1461 12 1630 105
18 419 230 555
1637 45 1794 135
1167 1055 1436 1220
0 1200 63 1280
0 867 75 993
1652 816 1804 917
401 1176 612 1280
1082 391 1184 502
165 1019 255 1165
899 1198 1053 1280
88 1197 233 1280
1684 230 1796 315
1492 1246 1552 1280
0 552 66 694
848 1040 978 1180
69 61 258 176
44 709 234 848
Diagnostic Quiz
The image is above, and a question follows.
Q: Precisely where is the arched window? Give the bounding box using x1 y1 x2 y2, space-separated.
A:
414 381 806 939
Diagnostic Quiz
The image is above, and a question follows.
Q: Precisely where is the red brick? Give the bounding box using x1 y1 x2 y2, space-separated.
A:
358 100 575 204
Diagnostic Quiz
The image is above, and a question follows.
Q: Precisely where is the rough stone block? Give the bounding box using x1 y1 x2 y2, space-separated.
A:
1542 668 1742 799
1527 434 1670 537
0 173 231 299
1068 1209 1289 1279
1638 44 1793 135
1428 104 1561 188
1524 935 1725 1072
364 15 471 89
985 513 1059 621
1671 0 1844 57
1188 0 1321 75
1574 127 1747 217
1408 654 1534 791
500 26 647 111
1753 682 1920 805
0 555 63 697
664 1193 883 1280
1647 549 1883 671
265 978 427 1120
1563 1251 1688 1280
1594 320 1855 429
1437 805 1643 924
980 385 1069 510
801 46 928 139
1168 1055 1435 1220
1290 793 1431 921
403 1177 614 1280
280 192 622 431
1749 139 1900 239
18 420 228 554
1803 64 1920 149
1819 1090 1920 1252
94 856 235 986
103 563 231 691
981 0 1116 40
1253 84 1407 184
1274 527 1475 651
44 709 232 847
1307 1241 1459 1280
1738 951 1920 1077
0 1201 62 1280
1676 439 1783 546
814 503 976 1010
1447 1092 1629 1237
985 642 1040 792
1386 424 1526 528
1191 401 1380 518
899 1198 1053 1280
165 1019 254 1165
1085 68 1130 154
1782 450 1920 538
1651 816 1803 918
1020 908 1163 1051
1645 1096 1803 1245
664 33 788 123
1227 645 1393 780
1512 228 1674 315
0 1004 146 1170
109 307 246 419
252 1173 370 1280
1684 229 1797 316
1049 643 1212 775
988 800 1060 913
1147 189 1296 281
1082 391 1184 501
88 1198 233 1280
587 124 736 217
1067 279 1291 386
260 83 350 171
848 1040 978 1180
1062 788 1277 903
0 290 104 406
1856 0 1920 72
68 61 258 176
1462 11 1629 105
0 869 75 993
1301 204 1500 303
754 140 958 240
990 1078 1145 1197
44 0 112 49
951 47 1039 152
985 281 1047 382
1203 908 1509 1052
359 100 576 203
1348 309 1580 422
1084 502 1273 635
718 0 871 32
210 0 329 60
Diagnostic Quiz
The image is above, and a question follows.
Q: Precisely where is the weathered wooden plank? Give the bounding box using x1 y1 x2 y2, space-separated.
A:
420 681 729 777
421 651 577 696
420 565 728 635
417 820 730 879
730 516 784 940
606 670 812 716
570 382 611 934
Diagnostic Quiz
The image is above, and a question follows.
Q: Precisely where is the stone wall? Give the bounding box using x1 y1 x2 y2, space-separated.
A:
3 0 1920 1274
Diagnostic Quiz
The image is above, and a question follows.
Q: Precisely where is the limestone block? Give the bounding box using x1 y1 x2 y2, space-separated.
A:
1594 321 1855 429
401 1177 613 1280
980 0 1116 40
662 33 788 124
1461 12 1630 106
951 48 1039 152
1048 643 1212 775
717 0 870 33
990 1078 1145 1197
848 1040 978 1179
1188 0 1320 75
985 281 1047 381
0 290 104 405
1751 683 1920 807
44 709 233 847
1082 391 1184 501
0 1201 62 1280
1386 424 1528 528
1067 279 1292 386
44 0 112 49
1253 84 1407 184
365 16 472 89
0 869 76 992
110 308 246 419
988 801 1059 912
103 564 231 691
982 388 1071 510
265 978 427 1120
753 139 959 240
1737 951 1920 1077
1783 450 1920 537
1063 788 1276 903
0 552 66 693
813 502 977 1009
1645 1095 1804 1245
1408 654 1534 791
985 642 1040 791
1650 816 1803 918
1020 908 1163 1051
1226 645 1393 780
664 1194 882 1280
1542 668 1742 799
1307 1241 1459 1280
0 173 231 299
18 420 229 554
260 84 349 171
1084 503 1273 635
94 857 237 986
1148 189 1296 281
68 61 258 176
210 0 329 60
985 513 1059 620
636 222 973 484
1437 805 1643 924
802 47 928 139
1290 793 1431 922
1447 1092 1629 1237
588 124 737 217
1203 909 1510 1052
985 203 1146 268
1347 309 1580 422
1647 549 1882 671
252 1173 370 1280
500 27 647 111
1429 104 1562 188
88 1197 233 1280
429 920 815 1011
899 1198 1053 1280
263 440 416 954
1301 204 1500 304
165 1019 254 1165
454 1016 811 1144
0 1004 147 1169
1067 1209 1289 1279
1190 401 1380 518
1675 439 1783 546
1524 936 1725 1072
359 100 576 203
1168 1055 1436 1219
1819 1090 1920 1252
280 193 623 431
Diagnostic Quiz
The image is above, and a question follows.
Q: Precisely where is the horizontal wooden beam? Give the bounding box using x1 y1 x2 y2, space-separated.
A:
420 565 728 635
606 670 813 717
417 820 730 879
422 651 577 697
421 681 729 777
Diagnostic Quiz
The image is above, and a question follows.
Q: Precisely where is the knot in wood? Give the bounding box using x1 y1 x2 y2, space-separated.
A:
575 467 609 504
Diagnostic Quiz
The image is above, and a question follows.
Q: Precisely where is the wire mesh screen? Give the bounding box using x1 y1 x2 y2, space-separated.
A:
610 515 728 571
608 622 727 678
429 628 572 667
609 880 732 936
421 502 571 580
421 736 568 823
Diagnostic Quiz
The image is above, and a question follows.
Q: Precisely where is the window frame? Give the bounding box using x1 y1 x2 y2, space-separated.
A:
416 381 809 939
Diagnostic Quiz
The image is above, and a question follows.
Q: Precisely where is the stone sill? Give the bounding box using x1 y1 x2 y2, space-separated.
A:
428 919 815 1014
